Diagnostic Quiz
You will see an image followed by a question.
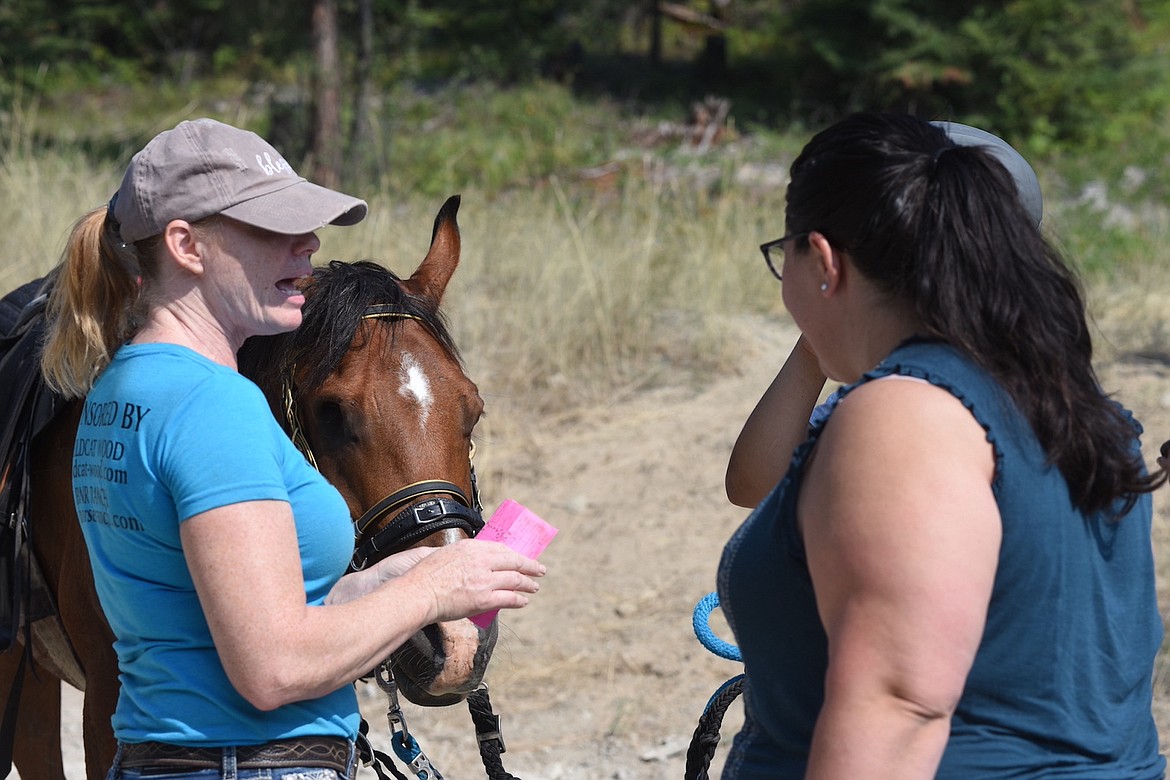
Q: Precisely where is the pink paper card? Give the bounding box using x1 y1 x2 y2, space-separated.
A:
471 500 557 628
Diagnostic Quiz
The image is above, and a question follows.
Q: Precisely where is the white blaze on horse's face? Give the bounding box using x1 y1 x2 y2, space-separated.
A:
397 352 433 426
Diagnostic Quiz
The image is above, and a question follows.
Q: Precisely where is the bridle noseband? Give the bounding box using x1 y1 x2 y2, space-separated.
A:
281 304 484 573
349 476 483 571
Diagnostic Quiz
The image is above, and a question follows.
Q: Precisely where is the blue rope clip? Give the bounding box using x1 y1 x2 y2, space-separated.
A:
390 730 442 780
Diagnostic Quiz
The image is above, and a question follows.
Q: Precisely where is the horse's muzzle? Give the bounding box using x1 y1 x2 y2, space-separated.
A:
391 617 499 707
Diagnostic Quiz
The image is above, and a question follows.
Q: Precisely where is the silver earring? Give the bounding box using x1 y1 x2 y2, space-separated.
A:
820 282 829 292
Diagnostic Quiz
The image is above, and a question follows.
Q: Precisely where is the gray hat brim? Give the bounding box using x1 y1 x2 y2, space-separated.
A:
218 179 368 235
930 120 1043 227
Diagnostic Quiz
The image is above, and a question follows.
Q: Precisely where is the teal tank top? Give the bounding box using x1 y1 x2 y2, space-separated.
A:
717 339 1165 779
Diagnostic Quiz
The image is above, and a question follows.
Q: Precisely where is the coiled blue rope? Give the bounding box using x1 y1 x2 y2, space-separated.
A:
692 592 741 662
686 592 744 779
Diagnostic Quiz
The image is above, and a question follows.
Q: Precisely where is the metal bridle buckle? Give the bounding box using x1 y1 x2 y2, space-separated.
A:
476 715 506 755
410 498 447 524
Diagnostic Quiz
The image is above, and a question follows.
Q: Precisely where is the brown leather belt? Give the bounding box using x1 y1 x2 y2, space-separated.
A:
121 736 351 776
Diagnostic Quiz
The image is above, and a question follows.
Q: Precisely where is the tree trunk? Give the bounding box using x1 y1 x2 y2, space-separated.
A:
347 0 380 181
310 0 342 189
700 0 730 79
649 0 661 65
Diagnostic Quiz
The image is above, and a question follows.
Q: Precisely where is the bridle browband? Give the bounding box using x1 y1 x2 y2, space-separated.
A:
281 303 484 573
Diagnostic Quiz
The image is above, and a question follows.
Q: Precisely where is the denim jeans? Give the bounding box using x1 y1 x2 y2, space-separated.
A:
106 743 358 780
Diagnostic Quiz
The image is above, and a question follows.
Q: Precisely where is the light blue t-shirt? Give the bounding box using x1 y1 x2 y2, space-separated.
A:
73 343 358 745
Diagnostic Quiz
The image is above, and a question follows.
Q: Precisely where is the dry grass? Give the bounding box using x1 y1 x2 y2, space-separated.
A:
0 149 120 294
5 131 1170 420
2 146 790 407
4 125 1170 404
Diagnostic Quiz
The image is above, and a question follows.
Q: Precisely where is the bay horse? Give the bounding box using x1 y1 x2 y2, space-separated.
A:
0 194 495 780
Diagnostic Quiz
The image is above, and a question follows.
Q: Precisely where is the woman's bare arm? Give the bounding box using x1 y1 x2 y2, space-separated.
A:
726 334 827 507
800 378 1000 779
181 505 543 710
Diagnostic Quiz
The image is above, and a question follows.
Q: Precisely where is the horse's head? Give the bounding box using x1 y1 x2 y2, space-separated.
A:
239 195 496 706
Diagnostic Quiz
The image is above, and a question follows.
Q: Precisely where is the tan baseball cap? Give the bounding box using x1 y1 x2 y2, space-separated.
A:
112 118 367 243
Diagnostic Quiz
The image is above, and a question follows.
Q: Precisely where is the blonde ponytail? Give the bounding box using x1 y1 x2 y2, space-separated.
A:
40 208 140 398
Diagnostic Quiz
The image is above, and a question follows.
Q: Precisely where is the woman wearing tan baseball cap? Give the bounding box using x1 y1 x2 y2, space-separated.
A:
39 119 544 780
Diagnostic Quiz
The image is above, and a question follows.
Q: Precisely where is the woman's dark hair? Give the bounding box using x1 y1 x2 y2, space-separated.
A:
784 111 1163 516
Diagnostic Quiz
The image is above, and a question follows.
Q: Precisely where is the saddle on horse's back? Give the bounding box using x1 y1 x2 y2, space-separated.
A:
0 274 63 651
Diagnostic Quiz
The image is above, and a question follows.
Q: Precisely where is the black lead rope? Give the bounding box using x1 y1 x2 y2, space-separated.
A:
683 675 744 780
356 719 410 780
468 685 519 780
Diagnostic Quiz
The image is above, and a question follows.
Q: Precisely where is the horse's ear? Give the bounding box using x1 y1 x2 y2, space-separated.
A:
404 195 461 303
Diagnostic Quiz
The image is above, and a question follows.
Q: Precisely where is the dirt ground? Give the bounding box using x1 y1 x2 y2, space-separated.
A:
43 315 1170 780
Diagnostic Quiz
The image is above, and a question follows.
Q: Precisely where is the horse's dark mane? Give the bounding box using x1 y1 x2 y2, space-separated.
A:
238 259 460 406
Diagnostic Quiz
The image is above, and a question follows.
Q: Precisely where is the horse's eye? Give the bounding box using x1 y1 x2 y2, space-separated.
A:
317 400 345 431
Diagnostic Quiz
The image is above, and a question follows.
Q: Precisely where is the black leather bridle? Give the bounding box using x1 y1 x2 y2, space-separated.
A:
280 305 484 573
348 476 483 571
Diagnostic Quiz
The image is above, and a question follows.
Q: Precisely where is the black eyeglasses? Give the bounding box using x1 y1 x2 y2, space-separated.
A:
759 231 809 281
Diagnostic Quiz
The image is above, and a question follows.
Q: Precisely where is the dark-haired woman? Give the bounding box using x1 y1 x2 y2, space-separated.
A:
716 112 1165 779
724 120 1046 510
